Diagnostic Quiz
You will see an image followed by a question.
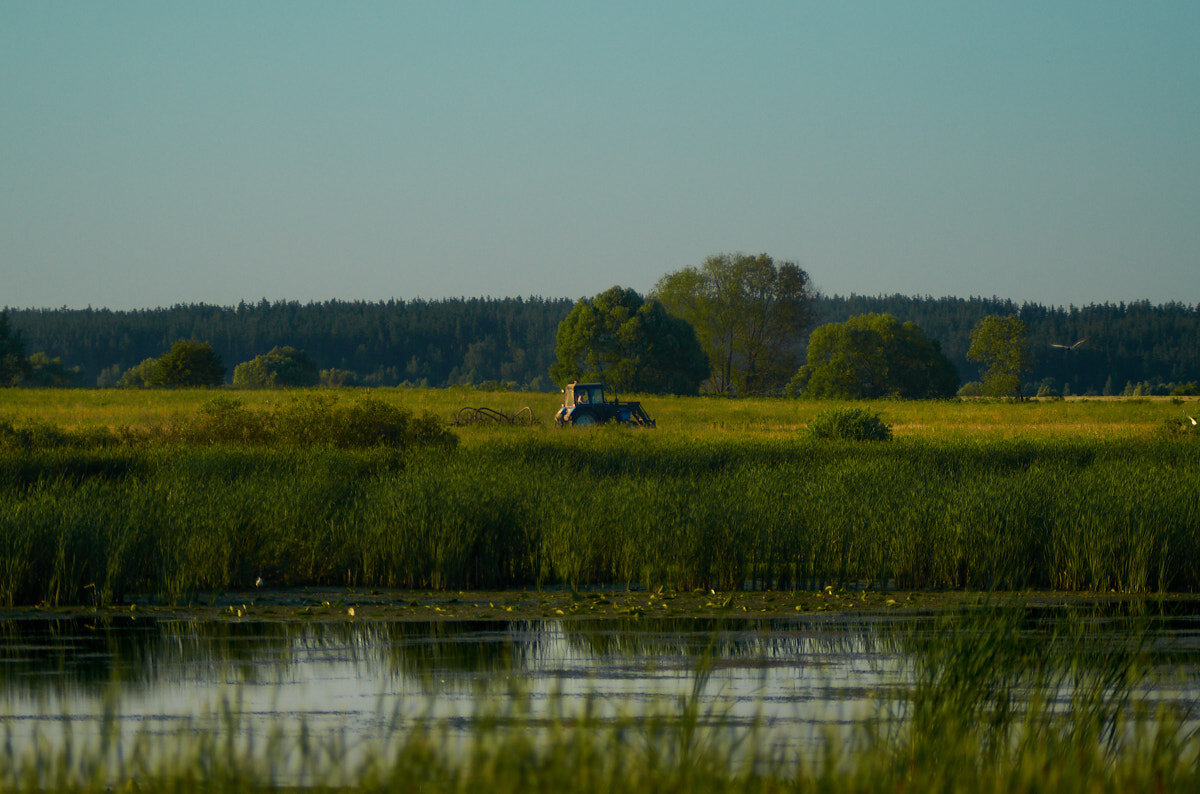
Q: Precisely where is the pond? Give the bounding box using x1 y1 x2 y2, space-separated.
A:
3 599 1200 775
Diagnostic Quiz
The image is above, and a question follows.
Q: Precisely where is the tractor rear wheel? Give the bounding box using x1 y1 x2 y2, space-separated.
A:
572 411 598 426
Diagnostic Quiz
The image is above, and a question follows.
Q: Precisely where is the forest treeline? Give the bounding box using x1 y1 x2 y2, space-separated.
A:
6 298 570 391
820 295 1200 396
5 294 1199 394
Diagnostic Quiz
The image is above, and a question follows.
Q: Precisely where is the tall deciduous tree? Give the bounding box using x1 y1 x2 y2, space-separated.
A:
789 313 959 398
653 253 816 393
549 286 709 395
967 314 1029 398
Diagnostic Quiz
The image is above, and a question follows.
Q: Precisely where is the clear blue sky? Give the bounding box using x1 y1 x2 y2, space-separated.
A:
3 1 1197 310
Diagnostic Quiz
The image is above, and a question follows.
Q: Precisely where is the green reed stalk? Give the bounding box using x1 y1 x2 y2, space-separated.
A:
2 435 1199 604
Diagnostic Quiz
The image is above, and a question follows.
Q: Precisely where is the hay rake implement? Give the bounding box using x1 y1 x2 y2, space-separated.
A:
454 406 538 427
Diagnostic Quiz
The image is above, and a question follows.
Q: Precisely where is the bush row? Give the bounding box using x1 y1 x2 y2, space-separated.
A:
1 395 457 451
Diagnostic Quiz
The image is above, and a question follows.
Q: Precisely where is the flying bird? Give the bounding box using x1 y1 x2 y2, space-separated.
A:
1050 338 1088 350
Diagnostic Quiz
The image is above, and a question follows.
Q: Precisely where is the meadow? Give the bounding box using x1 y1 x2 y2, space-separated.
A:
1 388 1198 606
0 385 1192 440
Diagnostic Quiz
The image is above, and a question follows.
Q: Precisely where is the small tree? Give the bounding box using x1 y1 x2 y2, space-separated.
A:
967 315 1029 398
152 340 225 386
117 358 157 388
119 340 225 387
789 313 958 399
21 353 80 387
550 286 709 395
233 346 319 388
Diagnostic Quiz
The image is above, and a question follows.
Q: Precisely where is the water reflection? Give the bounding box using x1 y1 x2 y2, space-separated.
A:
1 601 1198 755
0 614 911 693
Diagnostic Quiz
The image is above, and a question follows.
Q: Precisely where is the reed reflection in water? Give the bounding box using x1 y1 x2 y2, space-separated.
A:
2 603 1199 763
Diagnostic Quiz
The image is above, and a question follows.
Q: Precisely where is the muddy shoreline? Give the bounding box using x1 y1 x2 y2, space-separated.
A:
4 587 1187 624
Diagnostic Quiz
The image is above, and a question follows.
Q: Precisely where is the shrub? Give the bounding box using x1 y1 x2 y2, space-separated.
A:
278 396 454 449
20 352 81 387
176 397 274 444
116 358 156 388
170 395 458 450
118 340 225 387
319 368 358 387
0 417 67 449
1157 416 1200 440
806 408 892 441
0 416 116 449
233 346 319 388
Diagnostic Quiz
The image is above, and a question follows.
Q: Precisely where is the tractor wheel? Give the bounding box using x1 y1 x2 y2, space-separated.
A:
571 411 598 426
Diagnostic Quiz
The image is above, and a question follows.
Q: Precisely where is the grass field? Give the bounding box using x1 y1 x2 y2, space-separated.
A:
1 385 1197 439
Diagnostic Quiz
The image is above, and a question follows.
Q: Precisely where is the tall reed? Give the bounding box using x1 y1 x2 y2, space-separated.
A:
2 433 1199 605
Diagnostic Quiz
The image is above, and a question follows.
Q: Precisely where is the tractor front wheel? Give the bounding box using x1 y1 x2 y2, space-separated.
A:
571 411 598 426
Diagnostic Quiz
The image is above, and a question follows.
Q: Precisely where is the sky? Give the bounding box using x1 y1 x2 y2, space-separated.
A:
2 1 1197 310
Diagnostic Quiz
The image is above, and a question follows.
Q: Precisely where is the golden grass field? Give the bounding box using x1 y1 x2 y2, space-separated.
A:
2 386 1196 441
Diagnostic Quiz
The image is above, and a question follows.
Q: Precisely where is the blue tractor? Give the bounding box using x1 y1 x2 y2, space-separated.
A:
554 382 656 428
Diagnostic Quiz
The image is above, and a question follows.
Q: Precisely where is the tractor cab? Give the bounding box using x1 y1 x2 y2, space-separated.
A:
564 382 606 408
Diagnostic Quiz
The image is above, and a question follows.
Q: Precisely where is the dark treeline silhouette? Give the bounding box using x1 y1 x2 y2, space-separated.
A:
6 298 573 390
5 294 1199 394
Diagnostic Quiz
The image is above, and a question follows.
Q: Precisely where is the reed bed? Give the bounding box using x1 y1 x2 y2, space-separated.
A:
2 429 1198 606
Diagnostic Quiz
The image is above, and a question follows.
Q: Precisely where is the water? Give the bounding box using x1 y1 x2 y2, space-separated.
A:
3 602 1200 768
0 614 899 747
